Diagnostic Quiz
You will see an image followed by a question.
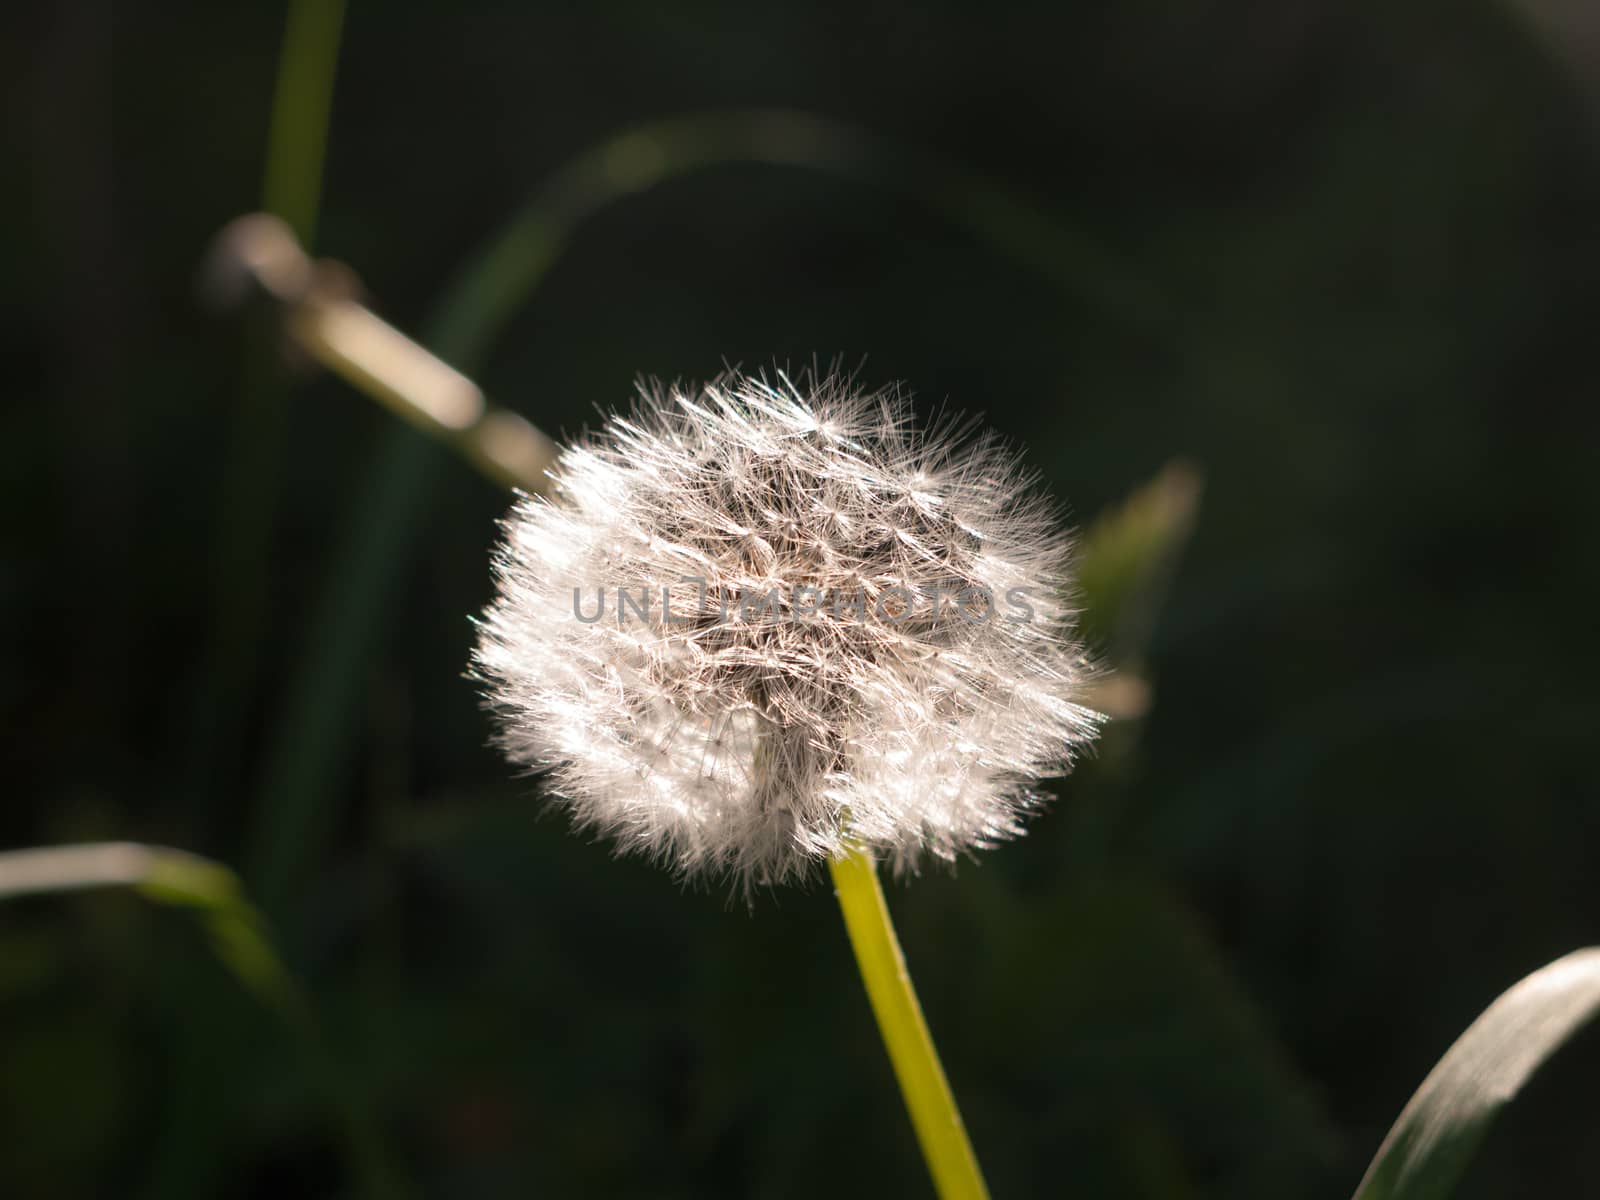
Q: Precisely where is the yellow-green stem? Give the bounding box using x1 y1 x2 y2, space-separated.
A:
829 848 991 1200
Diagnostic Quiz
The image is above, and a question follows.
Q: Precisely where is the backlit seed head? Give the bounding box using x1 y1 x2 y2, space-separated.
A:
473 370 1102 892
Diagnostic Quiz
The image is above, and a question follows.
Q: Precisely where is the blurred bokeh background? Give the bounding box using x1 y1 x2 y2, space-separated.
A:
5 2 1600 1197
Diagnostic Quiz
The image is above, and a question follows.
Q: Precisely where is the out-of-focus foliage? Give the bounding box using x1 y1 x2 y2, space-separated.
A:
4 1 1599 1197
1076 460 1202 663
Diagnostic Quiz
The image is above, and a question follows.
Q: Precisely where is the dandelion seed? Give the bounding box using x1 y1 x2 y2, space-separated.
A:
473 369 1103 891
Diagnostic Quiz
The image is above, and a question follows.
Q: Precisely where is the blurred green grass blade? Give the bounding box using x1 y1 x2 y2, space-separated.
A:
1065 467 1201 852
262 0 347 245
250 106 1167 920
431 109 1171 366
187 0 348 848
0 842 300 1040
247 431 433 919
1353 947 1600 1200
171 5 352 1193
136 849 307 1019
1076 459 1203 665
0 842 294 1018
0 843 402 1198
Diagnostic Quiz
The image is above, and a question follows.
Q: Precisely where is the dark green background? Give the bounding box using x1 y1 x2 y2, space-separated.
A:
5 2 1599 1197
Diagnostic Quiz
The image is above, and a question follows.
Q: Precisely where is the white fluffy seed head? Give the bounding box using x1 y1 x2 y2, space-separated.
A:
473 370 1103 893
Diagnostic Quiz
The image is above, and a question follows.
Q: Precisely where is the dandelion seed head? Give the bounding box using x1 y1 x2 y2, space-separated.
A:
473 369 1103 892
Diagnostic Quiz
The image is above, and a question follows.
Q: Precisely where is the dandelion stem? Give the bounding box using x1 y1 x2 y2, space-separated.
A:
830 848 991 1200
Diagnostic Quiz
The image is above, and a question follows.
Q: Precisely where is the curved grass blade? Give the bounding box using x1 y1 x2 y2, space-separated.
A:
430 108 1171 368
1353 947 1600 1200
0 842 401 1198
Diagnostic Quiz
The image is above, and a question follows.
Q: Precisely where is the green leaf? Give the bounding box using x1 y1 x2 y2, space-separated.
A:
1353 947 1600 1200
1075 459 1203 666
0 842 297 1021
0 842 403 1199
